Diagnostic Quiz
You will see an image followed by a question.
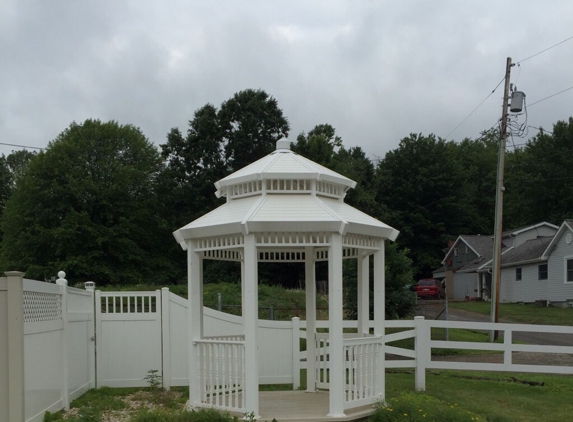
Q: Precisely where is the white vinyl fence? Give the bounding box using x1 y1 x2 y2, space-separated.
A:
0 272 95 422
3 273 573 422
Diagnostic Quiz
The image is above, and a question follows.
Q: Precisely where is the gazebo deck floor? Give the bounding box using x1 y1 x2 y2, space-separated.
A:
203 391 376 421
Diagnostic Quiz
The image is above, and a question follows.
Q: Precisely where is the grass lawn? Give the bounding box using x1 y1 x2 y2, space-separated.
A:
383 370 573 422
45 371 573 422
448 301 573 326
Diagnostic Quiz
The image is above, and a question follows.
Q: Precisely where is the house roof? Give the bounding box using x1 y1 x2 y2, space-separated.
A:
502 221 559 237
442 234 493 265
541 220 573 259
174 140 399 245
500 236 553 267
443 221 560 273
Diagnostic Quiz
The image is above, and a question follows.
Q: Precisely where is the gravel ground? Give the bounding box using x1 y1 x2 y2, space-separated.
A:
61 390 184 422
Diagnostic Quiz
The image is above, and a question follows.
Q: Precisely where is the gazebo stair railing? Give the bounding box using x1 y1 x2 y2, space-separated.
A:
195 336 246 413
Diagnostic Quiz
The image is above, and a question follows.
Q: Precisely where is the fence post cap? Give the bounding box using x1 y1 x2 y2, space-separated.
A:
4 271 26 277
414 316 425 320
56 271 68 286
85 281 96 291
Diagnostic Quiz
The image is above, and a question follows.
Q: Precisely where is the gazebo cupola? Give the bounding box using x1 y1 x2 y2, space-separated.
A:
174 140 398 420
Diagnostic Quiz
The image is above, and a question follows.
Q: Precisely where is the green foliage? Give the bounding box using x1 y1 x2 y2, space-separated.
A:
131 408 240 422
375 134 467 278
0 119 168 285
144 369 162 391
370 393 485 422
505 117 573 226
345 242 416 320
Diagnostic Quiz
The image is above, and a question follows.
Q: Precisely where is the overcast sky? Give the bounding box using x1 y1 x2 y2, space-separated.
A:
1 0 572 160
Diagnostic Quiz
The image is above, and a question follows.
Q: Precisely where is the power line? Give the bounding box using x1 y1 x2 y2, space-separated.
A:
528 86 573 107
0 142 45 150
516 35 573 64
444 75 505 141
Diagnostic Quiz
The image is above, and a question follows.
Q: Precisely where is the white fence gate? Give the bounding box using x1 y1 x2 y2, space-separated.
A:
95 291 162 388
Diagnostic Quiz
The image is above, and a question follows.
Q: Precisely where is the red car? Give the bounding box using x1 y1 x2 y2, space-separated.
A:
415 278 445 299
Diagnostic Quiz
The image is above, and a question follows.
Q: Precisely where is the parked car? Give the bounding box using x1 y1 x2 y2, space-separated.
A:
415 278 445 299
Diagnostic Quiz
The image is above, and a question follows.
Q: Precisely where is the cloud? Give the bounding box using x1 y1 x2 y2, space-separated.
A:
1 0 573 160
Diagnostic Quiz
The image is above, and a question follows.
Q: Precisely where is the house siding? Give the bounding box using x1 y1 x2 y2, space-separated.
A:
546 230 573 304
500 263 547 303
453 272 479 300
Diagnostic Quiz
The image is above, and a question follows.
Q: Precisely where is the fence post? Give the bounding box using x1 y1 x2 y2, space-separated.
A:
414 316 428 391
503 328 512 369
217 293 222 312
6 271 25 422
292 317 301 390
161 287 171 390
84 282 96 389
56 271 70 409
95 289 102 388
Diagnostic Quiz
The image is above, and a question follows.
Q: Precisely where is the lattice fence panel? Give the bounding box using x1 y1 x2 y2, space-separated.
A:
23 291 62 322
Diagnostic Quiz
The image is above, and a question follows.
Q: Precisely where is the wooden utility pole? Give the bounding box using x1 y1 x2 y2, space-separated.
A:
490 57 513 341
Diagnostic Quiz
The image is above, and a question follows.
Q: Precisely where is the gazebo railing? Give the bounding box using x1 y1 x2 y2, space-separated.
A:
314 333 382 409
195 337 246 413
343 336 382 409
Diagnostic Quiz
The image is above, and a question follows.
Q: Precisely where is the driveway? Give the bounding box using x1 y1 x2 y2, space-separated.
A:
446 307 573 346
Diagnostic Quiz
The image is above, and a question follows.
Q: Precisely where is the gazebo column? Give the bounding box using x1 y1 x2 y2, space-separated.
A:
328 233 345 417
187 240 203 408
373 240 386 402
305 246 316 392
242 234 259 417
357 251 370 337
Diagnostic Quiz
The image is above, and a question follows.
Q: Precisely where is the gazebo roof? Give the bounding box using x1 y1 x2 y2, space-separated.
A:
173 140 399 245
214 140 356 198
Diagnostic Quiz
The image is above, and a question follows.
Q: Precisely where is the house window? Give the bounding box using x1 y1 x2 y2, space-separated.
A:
454 248 458 257
538 264 548 280
516 267 522 281
567 258 573 283
465 246 469 254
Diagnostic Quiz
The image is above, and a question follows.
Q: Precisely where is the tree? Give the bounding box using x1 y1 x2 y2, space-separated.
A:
0 150 37 215
159 90 290 283
219 89 290 172
0 119 167 285
505 117 573 226
375 134 466 279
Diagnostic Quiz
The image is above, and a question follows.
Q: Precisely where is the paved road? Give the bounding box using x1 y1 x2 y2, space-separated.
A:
446 307 573 346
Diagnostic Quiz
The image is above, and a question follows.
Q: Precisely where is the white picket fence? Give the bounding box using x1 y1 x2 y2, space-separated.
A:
3 273 573 422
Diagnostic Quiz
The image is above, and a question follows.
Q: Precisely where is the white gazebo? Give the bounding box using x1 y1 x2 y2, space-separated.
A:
173 139 398 420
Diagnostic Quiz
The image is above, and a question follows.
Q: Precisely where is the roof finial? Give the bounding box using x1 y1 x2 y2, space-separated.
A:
276 139 290 151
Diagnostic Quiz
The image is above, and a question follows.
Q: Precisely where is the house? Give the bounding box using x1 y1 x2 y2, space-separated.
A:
500 219 573 306
435 222 559 302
